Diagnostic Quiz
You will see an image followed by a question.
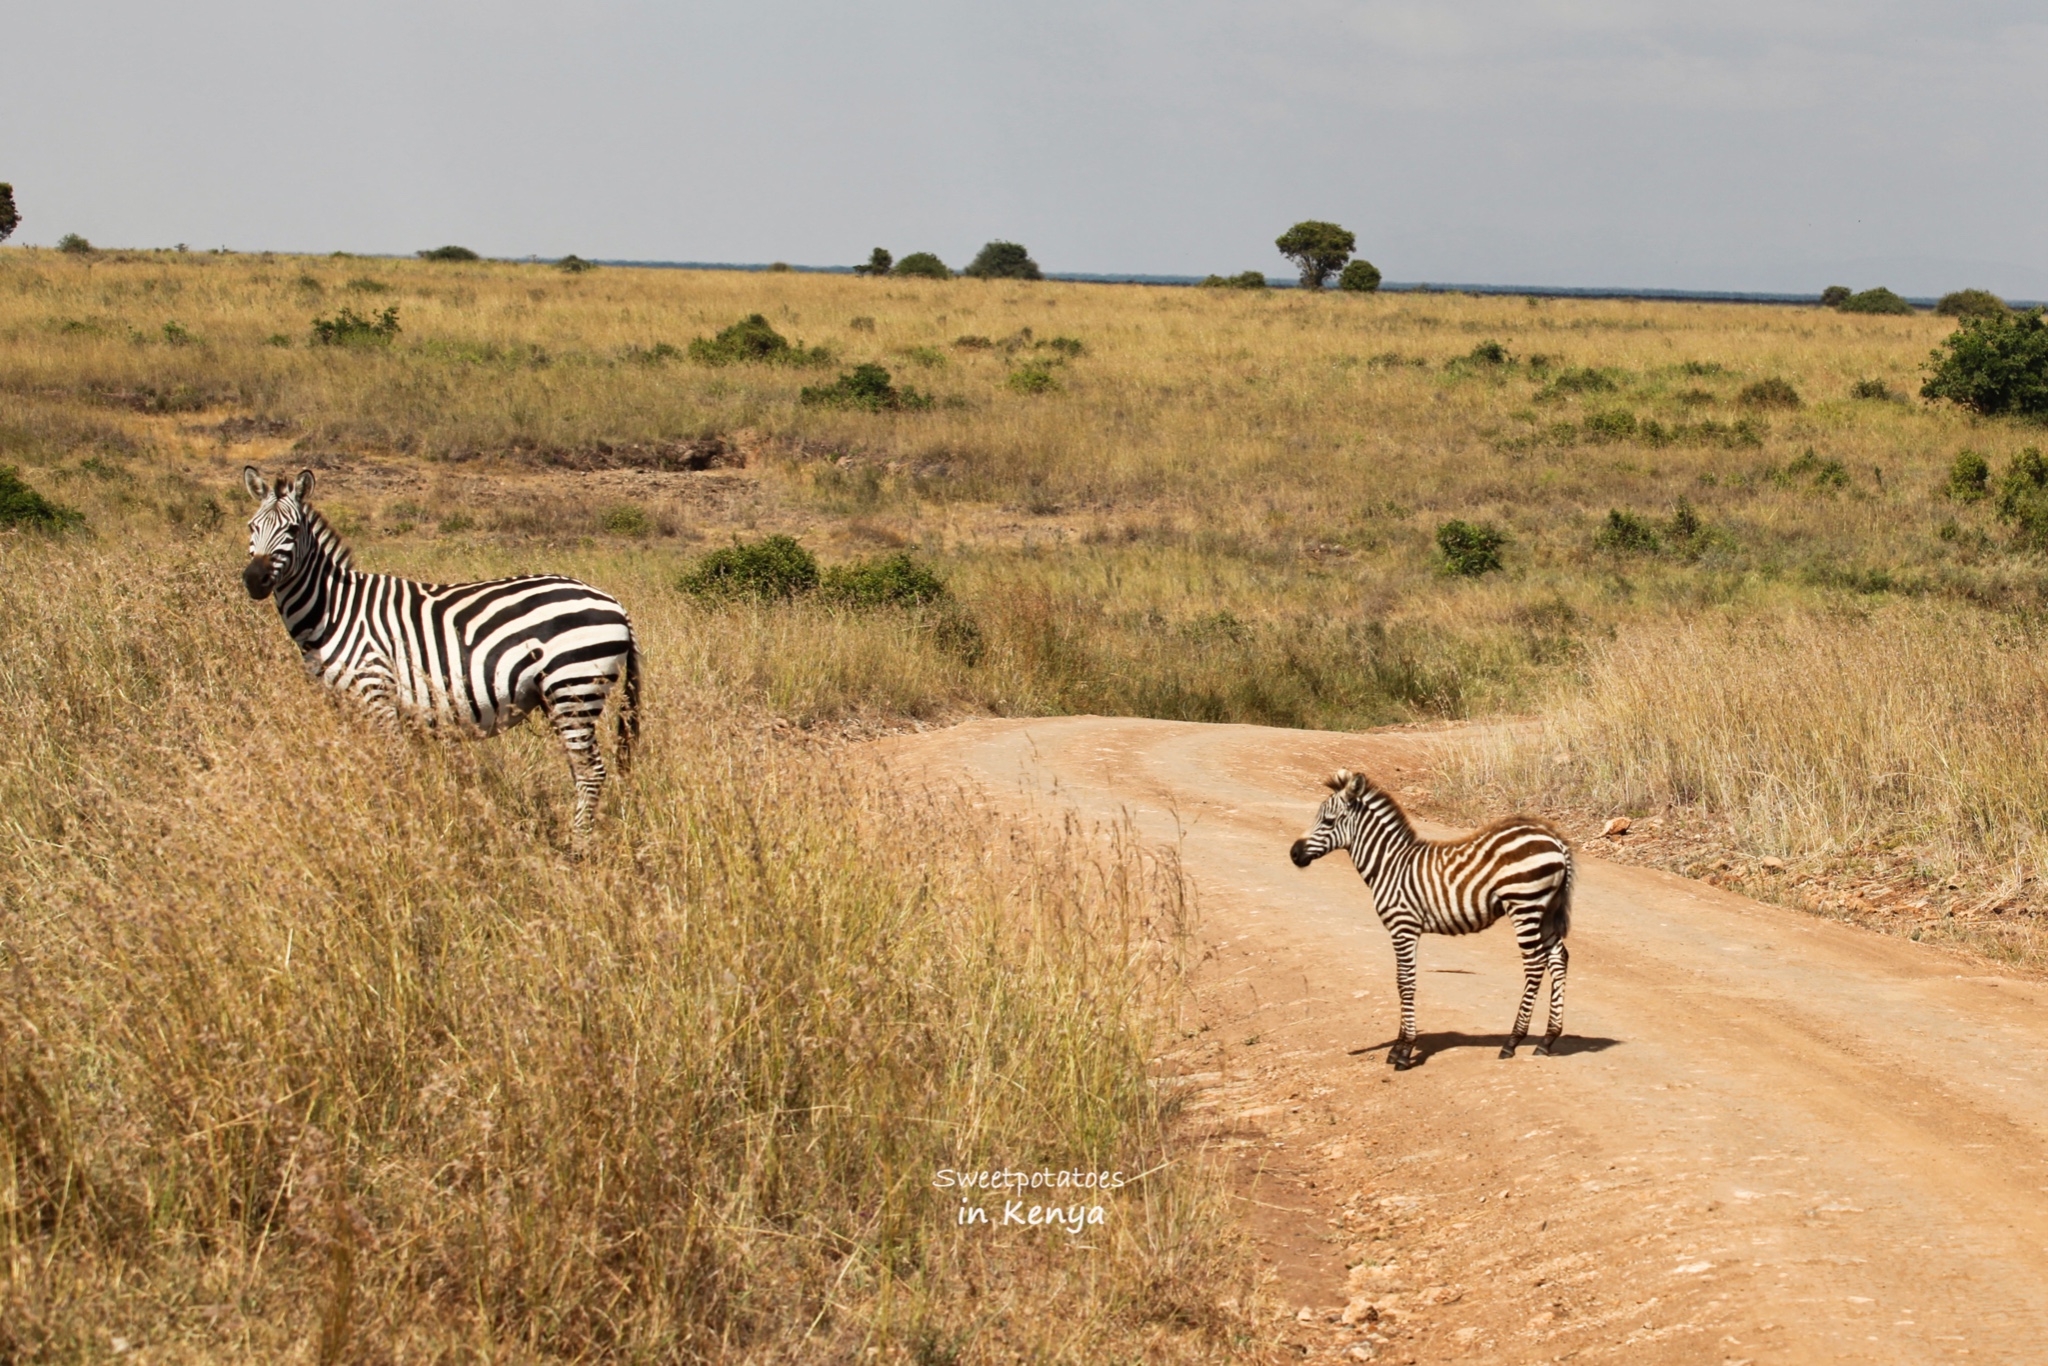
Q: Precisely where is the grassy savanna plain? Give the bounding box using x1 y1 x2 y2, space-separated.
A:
4 247 2048 1354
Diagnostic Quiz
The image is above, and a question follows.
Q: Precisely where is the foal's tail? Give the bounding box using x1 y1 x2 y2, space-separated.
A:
614 631 642 775
1546 843 1576 944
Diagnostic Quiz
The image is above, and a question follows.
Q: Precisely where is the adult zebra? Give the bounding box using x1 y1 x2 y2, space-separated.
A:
1290 768 1573 1069
241 467 640 838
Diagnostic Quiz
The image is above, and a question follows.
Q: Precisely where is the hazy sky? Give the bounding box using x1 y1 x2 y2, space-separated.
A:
9 1 2047 295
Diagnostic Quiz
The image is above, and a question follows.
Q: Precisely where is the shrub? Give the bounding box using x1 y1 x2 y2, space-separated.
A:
1594 509 1661 554
899 345 946 369
1200 271 1268 290
418 245 480 262
1007 363 1061 395
1463 340 1509 366
1738 377 1802 409
1667 495 1705 549
1850 377 1892 400
625 341 683 364
1338 259 1382 293
1937 289 2007 319
1921 308 2048 418
1537 367 1617 398
0 465 84 531
1781 449 1850 490
1275 220 1355 290
57 232 93 254
964 241 1042 280
1948 450 1990 501
0 184 17 243
799 363 933 411
678 535 820 599
822 552 950 608
1436 519 1505 576
1997 448 2048 551
1582 408 1638 441
688 314 828 367
892 252 952 280
160 320 197 347
1819 285 1852 308
1839 287 1916 315
600 505 654 537
345 277 390 293
1037 336 1085 357
265 333 292 348
557 254 596 273
848 316 876 332
766 262 793 273
852 248 893 277
310 305 400 346
952 334 994 350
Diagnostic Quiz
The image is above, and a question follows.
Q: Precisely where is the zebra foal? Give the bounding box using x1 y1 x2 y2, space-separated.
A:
241 467 640 837
1290 768 1574 1069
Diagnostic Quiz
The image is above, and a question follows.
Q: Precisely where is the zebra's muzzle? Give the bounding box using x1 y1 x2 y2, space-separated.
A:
243 557 274 600
1290 838 1314 868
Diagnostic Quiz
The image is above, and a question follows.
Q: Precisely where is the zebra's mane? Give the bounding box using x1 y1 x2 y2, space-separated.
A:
1326 767 1420 839
300 506 354 572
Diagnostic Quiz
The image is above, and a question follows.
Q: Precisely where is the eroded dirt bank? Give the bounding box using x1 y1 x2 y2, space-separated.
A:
876 717 2048 1364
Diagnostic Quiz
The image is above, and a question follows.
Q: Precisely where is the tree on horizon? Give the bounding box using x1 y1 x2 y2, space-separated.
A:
1276 221 1355 290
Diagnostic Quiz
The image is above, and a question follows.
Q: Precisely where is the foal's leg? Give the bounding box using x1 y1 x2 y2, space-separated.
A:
1389 931 1421 1069
1502 904 1549 1059
1534 942 1570 1056
543 673 612 839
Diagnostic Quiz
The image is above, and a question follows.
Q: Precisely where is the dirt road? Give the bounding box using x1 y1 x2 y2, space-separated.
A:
877 717 2048 1364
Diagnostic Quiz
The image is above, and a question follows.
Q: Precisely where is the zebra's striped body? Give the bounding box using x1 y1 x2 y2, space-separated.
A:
242 467 639 837
1290 768 1574 1069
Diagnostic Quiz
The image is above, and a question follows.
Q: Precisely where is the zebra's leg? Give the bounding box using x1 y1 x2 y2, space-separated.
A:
1389 932 1421 1070
543 677 611 839
1502 902 1547 1059
1534 942 1570 1056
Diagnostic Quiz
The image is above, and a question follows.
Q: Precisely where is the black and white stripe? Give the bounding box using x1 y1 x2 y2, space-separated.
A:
1290 768 1574 1069
241 467 640 837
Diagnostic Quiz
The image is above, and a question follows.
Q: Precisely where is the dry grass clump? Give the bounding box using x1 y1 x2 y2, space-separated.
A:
1448 604 2048 885
0 525 1247 1360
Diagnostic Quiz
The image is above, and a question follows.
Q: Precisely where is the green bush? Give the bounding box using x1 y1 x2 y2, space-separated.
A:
160 320 197 347
688 314 829 366
1275 220 1355 290
852 248 893 277
1738 377 1802 409
1536 367 1617 398
1997 448 2048 551
1436 519 1505 577
892 252 952 280
952 335 994 350
1780 449 1850 490
1593 509 1661 554
1937 289 2007 319
1819 286 1852 308
678 535 820 600
1838 287 1916 315
1921 308 2048 418
1948 450 1990 501
0 184 18 244
1007 363 1061 395
799 363 933 411
964 242 1042 280
1200 271 1268 290
418 245 480 262
1582 408 1638 441
600 505 654 537
0 465 84 532
898 345 947 369
1462 340 1509 366
1850 377 1892 400
311 305 400 347
625 341 683 364
557 255 596 274
57 233 93 254
822 552 950 608
1338 260 1382 293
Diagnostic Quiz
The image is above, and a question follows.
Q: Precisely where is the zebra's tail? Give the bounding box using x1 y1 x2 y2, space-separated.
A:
615 631 642 776
1547 845 1575 943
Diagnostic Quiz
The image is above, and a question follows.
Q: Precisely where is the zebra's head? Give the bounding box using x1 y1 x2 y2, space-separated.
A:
1290 768 1371 867
242 467 315 600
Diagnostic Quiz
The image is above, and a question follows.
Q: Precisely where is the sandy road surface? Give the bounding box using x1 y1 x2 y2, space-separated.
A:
876 717 2048 1365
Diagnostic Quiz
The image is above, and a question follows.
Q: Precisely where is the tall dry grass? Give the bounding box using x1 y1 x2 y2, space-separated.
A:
0 521 1247 1361
1448 604 2048 882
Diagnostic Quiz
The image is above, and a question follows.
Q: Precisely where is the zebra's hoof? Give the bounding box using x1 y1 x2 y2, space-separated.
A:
1533 1038 1559 1057
1391 1049 1419 1071
1498 1044 1517 1060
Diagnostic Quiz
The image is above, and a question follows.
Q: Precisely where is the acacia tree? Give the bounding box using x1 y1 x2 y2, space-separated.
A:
1276 220 1355 290
964 241 1041 280
853 247 893 277
0 185 18 244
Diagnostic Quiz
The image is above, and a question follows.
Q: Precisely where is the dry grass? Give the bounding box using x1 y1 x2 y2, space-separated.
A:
0 523 1253 1361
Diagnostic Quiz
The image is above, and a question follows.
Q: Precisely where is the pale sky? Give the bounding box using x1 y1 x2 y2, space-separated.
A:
9 1 2047 296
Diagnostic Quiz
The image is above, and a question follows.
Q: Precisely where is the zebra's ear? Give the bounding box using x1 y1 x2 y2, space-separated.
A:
243 466 267 501
1324 769 1350 792
1345 771 1370 798
293 469 315 503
